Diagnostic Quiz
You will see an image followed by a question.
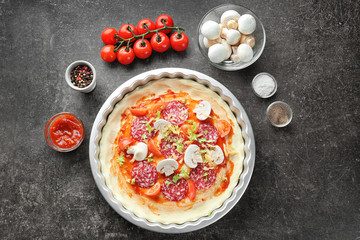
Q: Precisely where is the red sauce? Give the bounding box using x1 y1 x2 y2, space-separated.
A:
49 114 84 149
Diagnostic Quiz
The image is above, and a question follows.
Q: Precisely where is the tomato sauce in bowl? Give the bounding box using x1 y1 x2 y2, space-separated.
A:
45 113 85 152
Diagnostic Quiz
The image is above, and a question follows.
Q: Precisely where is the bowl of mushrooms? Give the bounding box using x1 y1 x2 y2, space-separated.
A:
197 4 266 71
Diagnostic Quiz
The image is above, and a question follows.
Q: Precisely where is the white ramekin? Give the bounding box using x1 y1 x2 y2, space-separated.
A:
65 60 96 93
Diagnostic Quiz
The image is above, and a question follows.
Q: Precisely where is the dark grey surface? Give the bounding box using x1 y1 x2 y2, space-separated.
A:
1 0 359 239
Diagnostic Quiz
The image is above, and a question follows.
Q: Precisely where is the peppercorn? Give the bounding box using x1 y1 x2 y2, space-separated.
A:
70 65 93 88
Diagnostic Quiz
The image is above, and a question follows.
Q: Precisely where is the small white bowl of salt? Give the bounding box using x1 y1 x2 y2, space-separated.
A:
251 72 277 98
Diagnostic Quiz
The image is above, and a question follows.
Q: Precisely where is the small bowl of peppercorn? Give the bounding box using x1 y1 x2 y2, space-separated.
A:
65 60 96 93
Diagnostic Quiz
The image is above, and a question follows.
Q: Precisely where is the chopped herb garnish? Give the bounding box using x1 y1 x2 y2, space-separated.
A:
140 121 147 124
146 157 153 162
231 146 235 150
151 182 155 186
203 166 209 171
181 99 186 103
156 111 161 120
199 149 207 154
179 166 190 179
198 138 207 144
186 119 194 124
204 177 208 182
203 173 208 177
173 174 179 184
208 211 212 217
191 122 197 132
222 177 228 181
141 134 148 140
165 181 173 187
189 132 198 141
145 122 154 133
117 154 125 166
204 130 209 134
175 138 184 154
131 178 136 185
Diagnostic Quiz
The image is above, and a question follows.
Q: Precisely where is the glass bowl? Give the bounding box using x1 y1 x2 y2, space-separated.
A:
197 4 266 71
266 101 293 127
45 112 85 152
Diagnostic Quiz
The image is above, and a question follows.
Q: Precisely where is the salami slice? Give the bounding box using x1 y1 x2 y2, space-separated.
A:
190 163 216 190
160 133 185 159
162 101 188 125
197 123 219 145
131 161 158 188
131 116 156 142
161 176 189 201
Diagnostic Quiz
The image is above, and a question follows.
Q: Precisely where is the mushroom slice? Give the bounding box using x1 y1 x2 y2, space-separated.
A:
211 145 225 165
193 101 211 120
154 119 171 138
184 144 203 168
156 159 179 176
126 142 148 161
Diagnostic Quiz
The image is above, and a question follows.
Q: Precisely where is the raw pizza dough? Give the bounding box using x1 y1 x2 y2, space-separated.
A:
99 78 244 224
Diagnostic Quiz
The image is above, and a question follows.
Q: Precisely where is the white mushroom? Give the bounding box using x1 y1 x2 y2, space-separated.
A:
238 14 256 35
220 26 228 39
211 145 225 165
232 46 238 55
221 39 232 60
237 44 253 62
126 142 148 161
226 29 241 45
154 119 171 132
201 20 220 40
220 10 240 25
193 100 212 120
230 54 241 63
156 159 179 176
203 37 221 48
240 35 255 48
227 20 238 30
208 44 227 63
184 144 203 168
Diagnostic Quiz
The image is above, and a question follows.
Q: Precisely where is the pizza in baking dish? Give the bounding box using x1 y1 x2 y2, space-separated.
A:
99 78 244 224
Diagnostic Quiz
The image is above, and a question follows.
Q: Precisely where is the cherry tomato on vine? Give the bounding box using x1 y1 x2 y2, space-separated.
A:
117 46 135 65
150 32 170 53
100 45 117 62
170 32 189 51
101 28 118 45
133 39 152 59
155 15 174 34
137 19 156 38
118 24 138 42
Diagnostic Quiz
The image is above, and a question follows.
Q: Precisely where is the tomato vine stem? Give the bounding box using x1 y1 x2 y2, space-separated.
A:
113 25 185 52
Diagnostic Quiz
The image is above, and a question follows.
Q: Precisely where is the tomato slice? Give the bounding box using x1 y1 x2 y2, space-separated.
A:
147 139 162 156
118 138 134 151
180 122 199 136
145 182 161 196
130 107 148 116
188 179 196 201
152 102 166 115
215 120 231 138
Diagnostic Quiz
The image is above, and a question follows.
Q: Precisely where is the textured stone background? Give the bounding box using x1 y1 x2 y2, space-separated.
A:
1 0 359 239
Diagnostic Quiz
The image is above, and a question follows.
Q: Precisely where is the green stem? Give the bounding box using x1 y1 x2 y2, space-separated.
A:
112 25 185 52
